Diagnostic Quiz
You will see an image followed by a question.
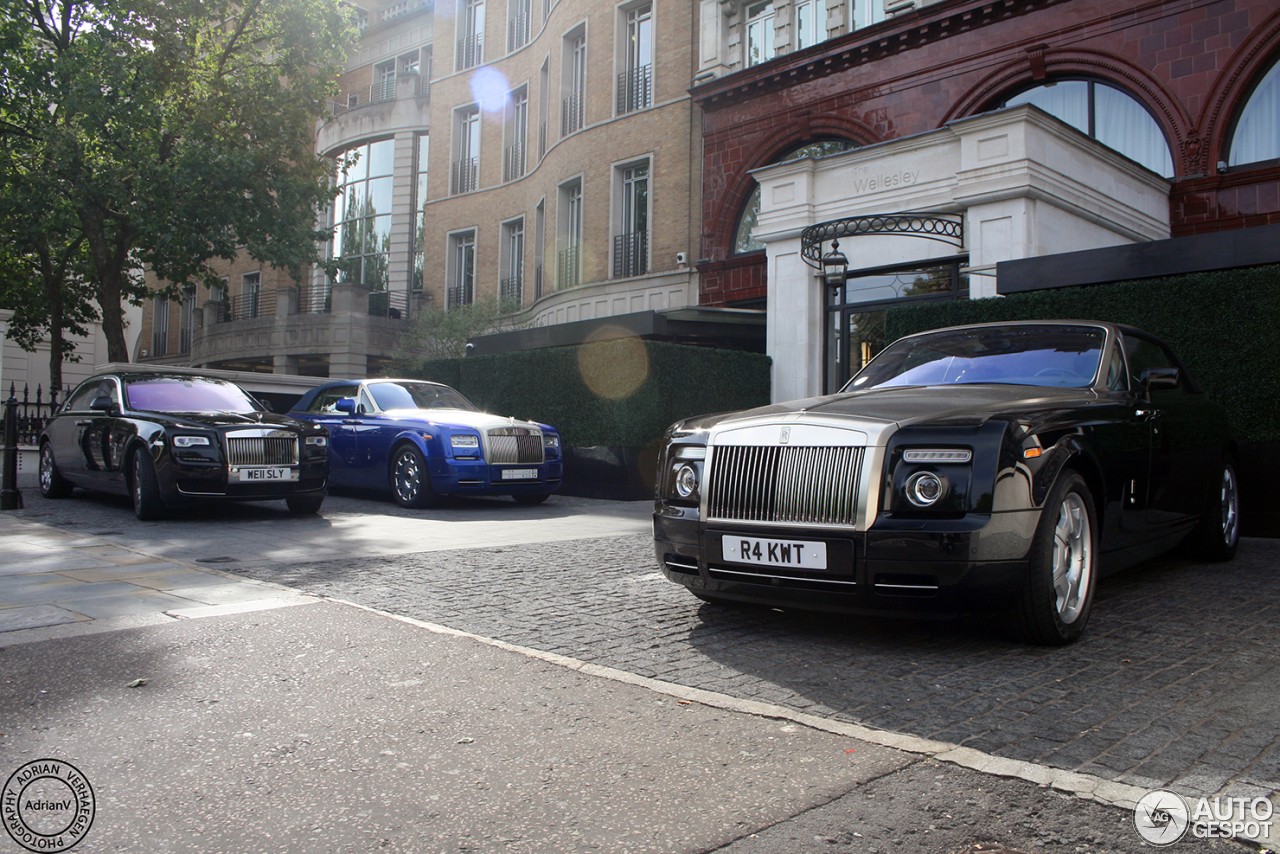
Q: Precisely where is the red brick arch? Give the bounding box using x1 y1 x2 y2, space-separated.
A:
1200 8 1280 171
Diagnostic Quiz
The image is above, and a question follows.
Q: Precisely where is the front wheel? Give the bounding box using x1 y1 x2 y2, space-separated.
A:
131 447 166 521
390 445 439 509
1008 471 1097 646
39 442 73 498
1191 457 1240 562
286 494 325 515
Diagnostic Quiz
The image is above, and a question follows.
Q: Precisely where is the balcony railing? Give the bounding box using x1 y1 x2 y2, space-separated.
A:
561 92 584 136
557 246 580 290
381 0 433 24
368 289 409 319
451 157 479 194
179 324 192 355
457 33 484 70
534 263 544 300
298 283 331 315
503 142 526 182
216 290 276 322
448 282 475 308
508 11 530 51
331 68 430 115
612 230 648 279
616 64 652 114
539 120 547 159
152 330 169 358
500 275 523 306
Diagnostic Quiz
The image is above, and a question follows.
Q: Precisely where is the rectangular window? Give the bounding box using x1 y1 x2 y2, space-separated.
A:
458 0 485 70
614 161 648 278
557 180 582 289
374 61 396 102
539 59 550 159
152 299 169 357
617 4 652 114
745 2 775 67
850 0 885 30
412 134 429 291
795 0 819 50
452 106 481 194
504 86 529 181
449 231 477 307
243 271 262 319
508 0 531 51
179 287 195 354
534 199 546 299
562 29 586 136
501 218 525 306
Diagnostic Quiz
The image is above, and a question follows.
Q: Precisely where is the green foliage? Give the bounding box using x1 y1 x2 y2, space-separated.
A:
884 264 1280 442
0 0 355 362
412 340 772 448
388 296 527 369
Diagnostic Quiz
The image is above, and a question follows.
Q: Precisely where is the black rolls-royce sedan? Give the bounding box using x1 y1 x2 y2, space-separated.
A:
653 321 1239 645
38 372 330 520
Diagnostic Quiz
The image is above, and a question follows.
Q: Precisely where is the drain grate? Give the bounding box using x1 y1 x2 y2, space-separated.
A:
196 556 239 564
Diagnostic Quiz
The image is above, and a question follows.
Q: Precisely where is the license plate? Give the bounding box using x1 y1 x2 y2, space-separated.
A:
501 469 537 480
722 535 827 570
234 467 297 482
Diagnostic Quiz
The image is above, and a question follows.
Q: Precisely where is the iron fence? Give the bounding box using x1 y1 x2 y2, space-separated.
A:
5 382 61 446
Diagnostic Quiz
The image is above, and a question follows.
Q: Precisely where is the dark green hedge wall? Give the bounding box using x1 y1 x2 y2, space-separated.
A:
884 264 1280 442
415 340 771 448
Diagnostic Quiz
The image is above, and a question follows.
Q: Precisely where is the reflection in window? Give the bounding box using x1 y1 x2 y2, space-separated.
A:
331 139 395 291
1003 80 1173 177
1229 58 1280 166
734 140 857 253
745 2 775 68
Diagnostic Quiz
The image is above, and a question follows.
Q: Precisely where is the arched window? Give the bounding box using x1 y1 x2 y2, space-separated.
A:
1229 56 1280 167
1000 79 1174 177
734 140 857 254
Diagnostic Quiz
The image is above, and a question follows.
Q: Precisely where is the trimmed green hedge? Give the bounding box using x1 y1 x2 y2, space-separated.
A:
414 339 771 448
885 264 1280 442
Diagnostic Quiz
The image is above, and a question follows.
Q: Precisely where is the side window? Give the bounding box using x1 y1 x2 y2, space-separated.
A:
1122 335 1185 393
64 381 102 412
309 384 359 414
1105 343 1128 391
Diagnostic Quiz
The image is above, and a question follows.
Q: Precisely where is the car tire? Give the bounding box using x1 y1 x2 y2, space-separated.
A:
131 446 166 521
286 494 325 515
512 492 551 505
1190 456 1240 562
1009 471 1097 646
38 442 73 499
390 445 439 509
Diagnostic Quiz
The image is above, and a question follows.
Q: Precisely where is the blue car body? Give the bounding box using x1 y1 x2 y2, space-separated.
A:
290 379 562 507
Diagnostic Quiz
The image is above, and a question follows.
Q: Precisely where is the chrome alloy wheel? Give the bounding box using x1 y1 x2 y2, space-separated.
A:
393 449 423 503
1220 464 1240 549
39 444 55 493
1052 492 1093 624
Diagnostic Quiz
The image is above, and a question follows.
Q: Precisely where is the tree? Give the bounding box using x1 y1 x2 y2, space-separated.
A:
0 0 354 365
389 297 528 371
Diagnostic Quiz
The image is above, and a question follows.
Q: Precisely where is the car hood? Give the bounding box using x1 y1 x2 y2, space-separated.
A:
381 408 551 432
681 385 1105 432
138 410 313 430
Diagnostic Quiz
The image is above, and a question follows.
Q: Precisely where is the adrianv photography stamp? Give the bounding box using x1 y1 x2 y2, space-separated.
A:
1 759 95 853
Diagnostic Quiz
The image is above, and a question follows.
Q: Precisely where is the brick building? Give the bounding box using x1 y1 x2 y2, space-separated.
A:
691 0 1280 400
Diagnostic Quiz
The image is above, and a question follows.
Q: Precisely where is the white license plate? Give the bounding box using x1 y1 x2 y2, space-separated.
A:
501 469 537 480
722 535 827 570
234 467 297 482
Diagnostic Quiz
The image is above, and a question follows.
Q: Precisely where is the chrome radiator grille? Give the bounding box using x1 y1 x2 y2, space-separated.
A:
486 427 545 464
707 445 863 526
226 436 299 467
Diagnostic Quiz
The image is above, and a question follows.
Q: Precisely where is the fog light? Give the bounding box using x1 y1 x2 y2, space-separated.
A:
905 471 947 507
675 463 699 499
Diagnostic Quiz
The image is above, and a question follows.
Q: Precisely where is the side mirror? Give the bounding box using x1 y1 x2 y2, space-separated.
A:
1142 367 1180 392
336 397 356 415
89 396 116 413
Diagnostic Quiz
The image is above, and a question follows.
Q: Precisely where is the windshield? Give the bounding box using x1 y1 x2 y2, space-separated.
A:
846 325 1106 391
125 378 262 413
368 381 478 412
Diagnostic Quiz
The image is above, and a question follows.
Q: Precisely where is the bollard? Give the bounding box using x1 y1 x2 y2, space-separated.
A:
1 392 23 510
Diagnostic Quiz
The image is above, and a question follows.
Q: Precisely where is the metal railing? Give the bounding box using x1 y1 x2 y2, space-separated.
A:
448 282 475 308
534 263 544 300
508 11 530 51
331 66 430 115
538 120 547 159
451 157 479 194
5 382 61 446
612 230 648 278
297 284 331 315
152 330 169 358
616 64 652 114
368 289 409 319
561 92 584 136
557 246 580 290
503 142 526 182
500 274 523 305
457 33 484 70
214 290 276 323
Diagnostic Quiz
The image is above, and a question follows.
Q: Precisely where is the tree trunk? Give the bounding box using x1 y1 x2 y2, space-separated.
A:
79 205 134 364
35 236 65 394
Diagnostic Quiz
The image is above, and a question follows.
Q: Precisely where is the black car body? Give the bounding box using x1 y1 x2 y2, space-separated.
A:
39 372 330 519
653 321 1239 644
289 379 562 507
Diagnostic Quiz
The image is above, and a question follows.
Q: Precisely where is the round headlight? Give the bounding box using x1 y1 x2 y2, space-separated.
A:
674 463 699 499
905 471 947 507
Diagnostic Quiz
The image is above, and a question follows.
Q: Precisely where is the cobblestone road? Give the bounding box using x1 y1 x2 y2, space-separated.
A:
214 527 1280 803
